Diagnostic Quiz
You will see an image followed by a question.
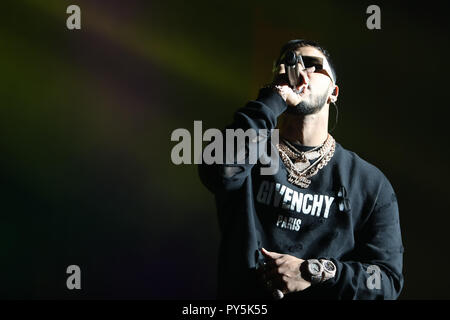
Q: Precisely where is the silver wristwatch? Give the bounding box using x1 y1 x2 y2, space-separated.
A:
320 259 337 281
303 259 324 284
300 258 337 284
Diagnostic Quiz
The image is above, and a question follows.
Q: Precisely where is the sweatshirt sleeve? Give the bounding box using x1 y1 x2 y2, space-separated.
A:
198 87 287 193
316 178 404 300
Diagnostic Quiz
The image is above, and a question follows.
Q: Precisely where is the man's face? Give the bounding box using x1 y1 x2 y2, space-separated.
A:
289 46 335 115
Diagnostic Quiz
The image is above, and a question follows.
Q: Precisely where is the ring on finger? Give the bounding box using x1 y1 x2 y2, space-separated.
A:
273 289 284 300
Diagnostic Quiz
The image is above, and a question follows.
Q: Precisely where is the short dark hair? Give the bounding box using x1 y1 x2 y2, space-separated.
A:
274 39 337 83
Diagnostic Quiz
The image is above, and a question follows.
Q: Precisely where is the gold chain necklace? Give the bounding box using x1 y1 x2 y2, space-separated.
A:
277 134 336 188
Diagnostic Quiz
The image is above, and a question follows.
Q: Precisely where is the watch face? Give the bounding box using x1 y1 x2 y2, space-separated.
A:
309 262 322 275
323 261 336 272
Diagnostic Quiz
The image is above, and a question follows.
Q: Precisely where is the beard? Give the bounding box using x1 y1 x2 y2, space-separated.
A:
285 86 329 115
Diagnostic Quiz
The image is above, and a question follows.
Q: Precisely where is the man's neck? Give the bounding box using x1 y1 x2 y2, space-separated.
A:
279 105 329 147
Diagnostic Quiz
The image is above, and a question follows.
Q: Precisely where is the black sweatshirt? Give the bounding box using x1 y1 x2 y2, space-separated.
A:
198 88 404 300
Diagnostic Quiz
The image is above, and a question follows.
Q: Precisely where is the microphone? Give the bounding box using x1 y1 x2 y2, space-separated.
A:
284 50 306 94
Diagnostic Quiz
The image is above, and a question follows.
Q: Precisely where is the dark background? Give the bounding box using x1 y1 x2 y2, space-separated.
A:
1 0 449 299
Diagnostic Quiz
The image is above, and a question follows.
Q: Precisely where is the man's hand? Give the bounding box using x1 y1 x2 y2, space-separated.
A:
258 247 311 296
272 64 314 107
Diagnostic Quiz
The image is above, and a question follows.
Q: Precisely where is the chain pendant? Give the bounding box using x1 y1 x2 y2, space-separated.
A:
288 175 311 188
294 159 310 171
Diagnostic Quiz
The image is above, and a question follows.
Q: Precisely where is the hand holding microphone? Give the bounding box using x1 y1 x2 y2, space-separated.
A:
272 51 315 107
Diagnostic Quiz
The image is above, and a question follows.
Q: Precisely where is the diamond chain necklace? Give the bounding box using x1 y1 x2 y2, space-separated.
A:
277 134 336 188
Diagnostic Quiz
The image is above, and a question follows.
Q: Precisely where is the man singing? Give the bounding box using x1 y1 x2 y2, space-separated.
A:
198 39 404 300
